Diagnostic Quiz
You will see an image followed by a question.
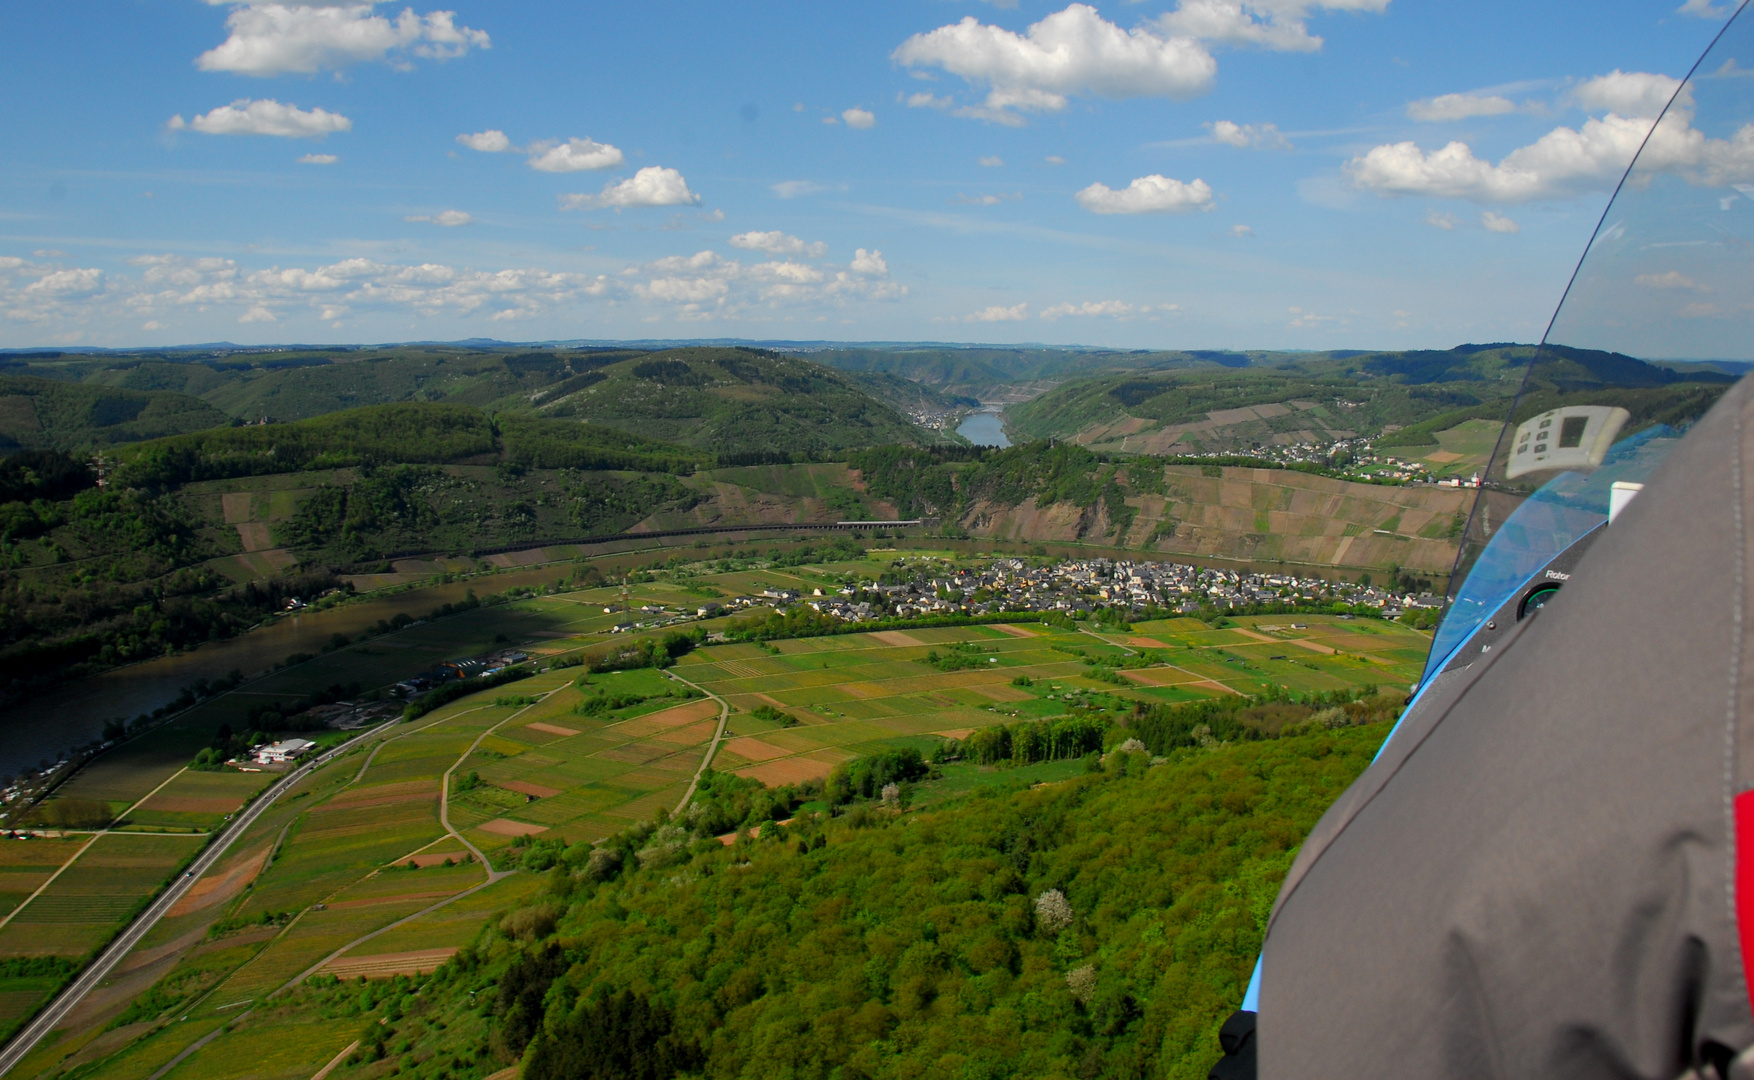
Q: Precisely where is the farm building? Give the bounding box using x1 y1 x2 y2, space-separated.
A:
436 659 488 681
256 738 316 765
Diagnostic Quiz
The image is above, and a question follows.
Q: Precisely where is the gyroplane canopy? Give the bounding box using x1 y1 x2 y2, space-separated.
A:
1420 8 1754 690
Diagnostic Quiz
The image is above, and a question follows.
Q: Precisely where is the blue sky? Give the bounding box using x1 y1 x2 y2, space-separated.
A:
0 1 1739 350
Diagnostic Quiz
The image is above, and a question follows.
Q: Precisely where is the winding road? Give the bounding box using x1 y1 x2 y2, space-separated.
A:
0 732 376 1077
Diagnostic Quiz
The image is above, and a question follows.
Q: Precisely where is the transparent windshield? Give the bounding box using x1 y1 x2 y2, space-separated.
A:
1421 3 1754 684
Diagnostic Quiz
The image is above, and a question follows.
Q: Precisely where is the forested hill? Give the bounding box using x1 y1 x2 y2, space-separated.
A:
109 403 708 487
526 347 932 455
0 375 230 452
1004 343 1737 452
314 722 1389 1080
0 346 939 457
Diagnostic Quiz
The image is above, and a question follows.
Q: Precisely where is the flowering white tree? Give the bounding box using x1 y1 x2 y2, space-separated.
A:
1066 963 1098 1005
1035 888 1074 934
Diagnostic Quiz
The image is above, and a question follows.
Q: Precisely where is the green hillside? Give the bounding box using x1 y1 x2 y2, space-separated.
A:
316 722 1387 1080
0 375 230 452
12 346 937 456
1005 344 1735 454
109 403 705 488
533 347 931 456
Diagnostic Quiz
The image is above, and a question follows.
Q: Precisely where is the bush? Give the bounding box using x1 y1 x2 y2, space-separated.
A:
750 704 799 727
31 798 111 829
403 666 533 721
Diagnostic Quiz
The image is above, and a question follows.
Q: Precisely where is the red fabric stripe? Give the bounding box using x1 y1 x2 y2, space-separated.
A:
1736 790 1754 1018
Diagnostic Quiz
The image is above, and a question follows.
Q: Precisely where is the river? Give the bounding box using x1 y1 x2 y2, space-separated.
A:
956 410 1011 448
0 564 580 778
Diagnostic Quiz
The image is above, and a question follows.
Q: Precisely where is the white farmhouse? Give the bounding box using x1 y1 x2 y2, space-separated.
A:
256 738 316 765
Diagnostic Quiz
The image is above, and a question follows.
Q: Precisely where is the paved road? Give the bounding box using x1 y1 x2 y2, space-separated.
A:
666 670 730 815
0 733 375 1077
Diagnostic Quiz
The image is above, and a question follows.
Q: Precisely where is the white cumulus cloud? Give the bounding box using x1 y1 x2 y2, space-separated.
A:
168 99 351 138
1208 119 1290 149
893 4 1218 122
1040 300 1133 319
1678 0 1734 17
850 249 888 276
1425 210 1457 230
966 303 1030 322
405 210 474 226
24 268 104 297
621 245 903 320
1480 210 1519 233
980 155 1004 166
1347 75 1754 204
1157 0 1390 54
527 138 625 173
1406 92 1516 122
298 153 337 164
1635 270 1702 288
1570 69 1685 119
729 231 828 258
196 3 489 76
561 167 700 210
842 108 876 129
1075 174 1214 213
4 252 616 329
456 129 513 153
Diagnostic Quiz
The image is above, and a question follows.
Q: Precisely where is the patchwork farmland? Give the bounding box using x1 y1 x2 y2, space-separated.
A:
0 547 1434 1079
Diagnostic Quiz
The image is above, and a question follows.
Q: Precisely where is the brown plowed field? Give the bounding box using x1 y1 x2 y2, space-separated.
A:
166 843 271 918
870 631 927 647
721 737 789 762
324 947 459 979
525 722 580 737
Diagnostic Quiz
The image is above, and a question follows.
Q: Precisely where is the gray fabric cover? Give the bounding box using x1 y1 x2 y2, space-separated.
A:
1259 376 1754 1079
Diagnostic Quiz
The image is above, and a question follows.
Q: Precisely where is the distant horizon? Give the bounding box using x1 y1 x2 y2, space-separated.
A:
0 337 1405 355
4 338 1750 367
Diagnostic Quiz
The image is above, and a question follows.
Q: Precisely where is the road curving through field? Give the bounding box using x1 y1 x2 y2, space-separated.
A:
0 729 383 1077
665 669 731 815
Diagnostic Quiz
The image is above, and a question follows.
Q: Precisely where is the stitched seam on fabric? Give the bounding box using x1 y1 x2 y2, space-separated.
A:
1264 616 1535 934
1730 381 1747 1024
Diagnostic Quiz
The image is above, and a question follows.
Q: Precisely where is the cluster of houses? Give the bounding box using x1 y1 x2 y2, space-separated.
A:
1187 436 1482 488
785 556 1440 623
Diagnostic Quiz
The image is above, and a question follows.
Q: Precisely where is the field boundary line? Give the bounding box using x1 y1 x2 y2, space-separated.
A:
142 1011 249 1080
272 871 505 997
119 767 190 820
0 730 374 1078
664 671 730 814
0 832 104 933
1080 627 1136 654
440 690 560 873
311 1040 359 1080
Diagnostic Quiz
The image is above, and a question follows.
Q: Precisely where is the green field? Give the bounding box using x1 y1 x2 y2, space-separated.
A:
0 546 1436 1080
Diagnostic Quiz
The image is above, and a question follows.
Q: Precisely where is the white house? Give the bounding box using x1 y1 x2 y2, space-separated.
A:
256 738 316 765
